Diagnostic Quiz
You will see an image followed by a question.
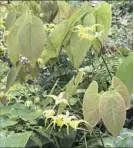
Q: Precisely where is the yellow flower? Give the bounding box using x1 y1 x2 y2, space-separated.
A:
43 109 55 126
56 114 65 127
69 120 85 130
43 109 55 118
73 24 104 42
37 58 44 66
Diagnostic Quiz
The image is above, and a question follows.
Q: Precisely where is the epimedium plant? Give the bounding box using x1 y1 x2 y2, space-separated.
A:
83 76 130 138
0 1 133 148
5 1 112 90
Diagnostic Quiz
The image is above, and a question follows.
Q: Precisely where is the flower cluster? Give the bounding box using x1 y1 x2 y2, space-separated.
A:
43 110 88 134
73 24 104 42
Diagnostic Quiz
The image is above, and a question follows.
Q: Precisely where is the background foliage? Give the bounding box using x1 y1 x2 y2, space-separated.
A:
0 1 133 148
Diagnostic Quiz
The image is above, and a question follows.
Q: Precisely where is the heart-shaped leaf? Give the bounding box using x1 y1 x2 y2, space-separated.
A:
18 14 46 66
112 76 130 110
83 81 101 131
116 53 133 95
93 2 112 40
7 14 25 64
99 91 126 138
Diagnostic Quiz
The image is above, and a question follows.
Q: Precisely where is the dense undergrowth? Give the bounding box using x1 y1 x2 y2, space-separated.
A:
0 1 133 148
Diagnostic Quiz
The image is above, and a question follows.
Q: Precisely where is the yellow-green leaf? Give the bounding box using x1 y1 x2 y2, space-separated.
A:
54 1 70 23
116 53 133 95
40 1 58 22
58 71 83 114
66 71 83 97
83 81 101 130
7 14 25 64
99 91 126 138
18 65 27 84
49 20 69 51
50 3 89 52
112 76 130 110
66 32 91 69
83 13 95 27
28 62 39 79
6 62 22 92
93 2 112 40
0 132 32 147
18 14 46 66
5 11 17 30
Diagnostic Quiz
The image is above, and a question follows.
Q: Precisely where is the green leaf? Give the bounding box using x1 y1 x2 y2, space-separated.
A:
7 14 25 64
0 132 32 147
68 2 90 27
58 71 83 114
116 53 133 95
117 47 131 56
40 1 58 22
0 117 18 128
18 14 46 66
98 128 133 147
83 81 101 130
93 2 112 40
54 1 70 23
65 71 83 97
0 106 12 116
65 4 95 69
5 11 17 30
28 62 39 79
112 76 130 110
18 65 27 83
99 91 126 138
50 2 90 54
49 20 69 51
66 32 91 69
6 61 22 92
82 13 95 27
10 107 41 122
39 45 58 66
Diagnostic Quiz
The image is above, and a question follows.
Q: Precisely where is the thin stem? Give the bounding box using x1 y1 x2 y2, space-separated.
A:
100 54 112 80
92 39 112 80
98 129 105 148
84 133 88 148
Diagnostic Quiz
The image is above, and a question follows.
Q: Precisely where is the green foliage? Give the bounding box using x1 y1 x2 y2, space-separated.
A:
59 128 76 148
112 76 130 110
54 1 71 23
0 60 8 83
116 53 133 95
93 2 112 40
99 128 133 147
65 71 83 97
7 14 25 64
17 13 46 66
0 1 132 147
0 116 18 128
6 61 22 92
66 32 91 69
40 1 58 23
108 1 132 50
0 132 31 147
5 11 17 30
58 71 83 114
